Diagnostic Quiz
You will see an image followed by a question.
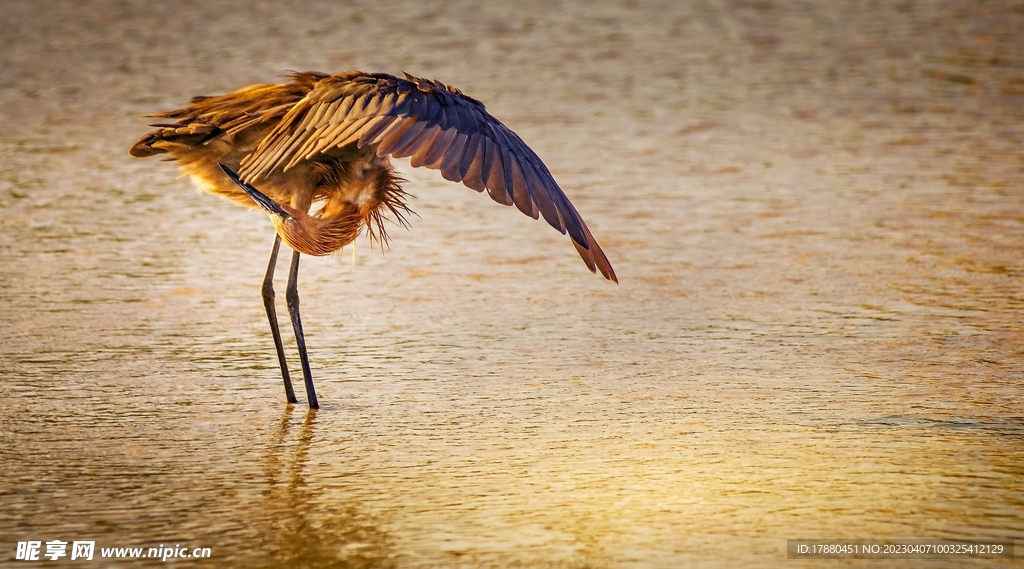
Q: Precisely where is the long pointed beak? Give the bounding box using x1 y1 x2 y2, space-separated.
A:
219 163 293 220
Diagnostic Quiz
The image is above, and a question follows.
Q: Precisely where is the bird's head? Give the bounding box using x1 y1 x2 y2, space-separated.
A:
305 155 412 251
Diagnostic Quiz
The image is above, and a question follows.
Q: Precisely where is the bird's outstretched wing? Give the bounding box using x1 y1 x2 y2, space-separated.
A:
239 71 616 282
128 74 324 158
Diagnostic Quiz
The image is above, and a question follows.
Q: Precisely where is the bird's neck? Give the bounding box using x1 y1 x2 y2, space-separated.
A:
271 203 361 256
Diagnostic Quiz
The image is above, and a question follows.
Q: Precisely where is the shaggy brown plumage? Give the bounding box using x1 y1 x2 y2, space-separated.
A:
129 70 617 408
130 70 615 279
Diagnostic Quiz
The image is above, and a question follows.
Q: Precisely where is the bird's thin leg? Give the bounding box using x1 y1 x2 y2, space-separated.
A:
286 250 319 409
263 234 298 404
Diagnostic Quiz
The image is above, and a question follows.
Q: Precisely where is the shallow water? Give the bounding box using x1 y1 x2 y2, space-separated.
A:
1 0 1022 567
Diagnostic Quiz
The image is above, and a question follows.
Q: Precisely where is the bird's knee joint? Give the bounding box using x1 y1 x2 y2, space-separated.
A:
261 282 276 302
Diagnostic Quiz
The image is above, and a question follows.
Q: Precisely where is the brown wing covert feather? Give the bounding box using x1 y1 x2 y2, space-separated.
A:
237 71 616 282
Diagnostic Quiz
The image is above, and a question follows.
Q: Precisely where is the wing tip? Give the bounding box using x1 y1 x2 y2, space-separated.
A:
128 135 162 158
572 236 618 283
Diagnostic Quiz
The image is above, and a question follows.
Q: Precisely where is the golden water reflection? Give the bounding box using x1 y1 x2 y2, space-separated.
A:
1 0 1022 567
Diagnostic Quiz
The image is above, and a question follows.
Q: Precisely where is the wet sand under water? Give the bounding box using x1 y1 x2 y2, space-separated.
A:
0 1 1022 567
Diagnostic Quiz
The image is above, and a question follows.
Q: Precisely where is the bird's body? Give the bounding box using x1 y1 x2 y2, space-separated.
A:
130 70 615 408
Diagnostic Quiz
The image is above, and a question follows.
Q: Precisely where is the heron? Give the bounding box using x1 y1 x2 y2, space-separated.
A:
130 70 616 409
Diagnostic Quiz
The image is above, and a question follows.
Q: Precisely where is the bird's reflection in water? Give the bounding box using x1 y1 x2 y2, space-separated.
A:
259 408 396 568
